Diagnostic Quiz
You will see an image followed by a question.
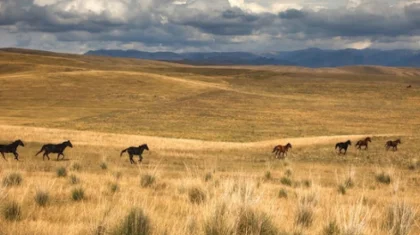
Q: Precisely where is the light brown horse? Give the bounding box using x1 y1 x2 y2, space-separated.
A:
355 137 372 150
385 139 401 151
272 143 292 159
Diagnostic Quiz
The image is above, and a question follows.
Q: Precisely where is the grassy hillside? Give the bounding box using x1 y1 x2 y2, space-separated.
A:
0 48 419 235
1 48 419 141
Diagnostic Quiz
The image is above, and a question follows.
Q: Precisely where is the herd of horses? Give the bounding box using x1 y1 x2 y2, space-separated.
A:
0 140 149 163
0 137 404 163
272 137 402 159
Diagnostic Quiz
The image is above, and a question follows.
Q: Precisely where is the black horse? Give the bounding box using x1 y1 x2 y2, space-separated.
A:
120 144 149 164
35 140 73 161
335 140 351 155
0 140 24 161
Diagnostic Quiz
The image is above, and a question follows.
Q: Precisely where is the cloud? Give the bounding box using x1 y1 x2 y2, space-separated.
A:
1 0 420 53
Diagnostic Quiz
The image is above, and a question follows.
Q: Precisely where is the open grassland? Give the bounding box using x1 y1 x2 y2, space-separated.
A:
0 48 419 235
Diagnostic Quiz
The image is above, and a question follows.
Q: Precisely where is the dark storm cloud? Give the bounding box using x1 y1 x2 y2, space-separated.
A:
1 0 420 51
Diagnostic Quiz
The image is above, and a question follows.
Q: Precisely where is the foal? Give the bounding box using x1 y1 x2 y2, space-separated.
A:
272 143 292 159
335 140 351 155
355 137 372 150
120 144 149 164
35 140 73 160
385 139 401 151
0 140 24 161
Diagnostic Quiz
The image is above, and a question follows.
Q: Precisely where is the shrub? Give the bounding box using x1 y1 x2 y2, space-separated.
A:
70 174 80 184
385 201 416 235
112 208 151 235
140 174 155 188
2 172 23 187
72 187 85 201
35 190 49 207
323 220 341 235
2 201 21 221
264 171 272 180
376 172 391 184
278 188 288 199
100 162 108 170
56 167 67 177
71 163 82 171
188 186 206 204
280 177 292 186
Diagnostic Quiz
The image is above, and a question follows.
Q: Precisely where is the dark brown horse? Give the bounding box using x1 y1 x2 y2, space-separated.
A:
35 140 73 160
0 140 24 161
272 143 292 159
355 137 372 150
407 85 412 88
336 140 351 155
385 139 401 151
120 144 149 164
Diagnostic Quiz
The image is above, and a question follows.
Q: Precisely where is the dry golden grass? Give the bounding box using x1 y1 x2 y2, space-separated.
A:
0 48 419 234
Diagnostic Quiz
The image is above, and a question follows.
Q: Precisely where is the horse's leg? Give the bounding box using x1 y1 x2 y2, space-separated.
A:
1 152 7 161
45 152 50 160
139 155 143 162
13 152 19 161
57 153 60 161
60 153 65 160
129 154 134 164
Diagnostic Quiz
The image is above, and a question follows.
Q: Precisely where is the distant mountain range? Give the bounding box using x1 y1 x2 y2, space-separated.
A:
85 48 420 67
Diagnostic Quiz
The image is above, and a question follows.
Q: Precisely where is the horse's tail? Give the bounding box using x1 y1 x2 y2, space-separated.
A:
35 145 45 156
272 146 278 153
120 148 128 157
335 143 339 149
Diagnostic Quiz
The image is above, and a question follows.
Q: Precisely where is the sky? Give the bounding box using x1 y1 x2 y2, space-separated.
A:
1 0 420 53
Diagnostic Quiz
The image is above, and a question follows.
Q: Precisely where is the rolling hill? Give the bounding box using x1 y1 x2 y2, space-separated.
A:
85 48 420 67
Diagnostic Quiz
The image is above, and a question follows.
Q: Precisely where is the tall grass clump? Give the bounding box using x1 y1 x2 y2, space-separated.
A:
71 187 85 201
35 190 49 207
204 172 213 182
295 191 319 228
188 186 206 204
71 163 82 171
70 174 80 184
340 200 371 235
280 177 293 186
236 207 279 235
112 208 151 235
385 201 416 235
204 202 232 235
2 172 23 187
140 174 155 188
264 171 272 181
2 201 21 221
322 220 341 235
100 162 108 170
56 167 67 177
278 188 288 199
376 171 391 184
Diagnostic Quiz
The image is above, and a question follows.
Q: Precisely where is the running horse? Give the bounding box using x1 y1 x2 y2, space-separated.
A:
272 143 292 159
120 144 149 164
335 140 351 155
385 139 401 151
355 137 372 150
35 140 73 160
0 140 24 161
